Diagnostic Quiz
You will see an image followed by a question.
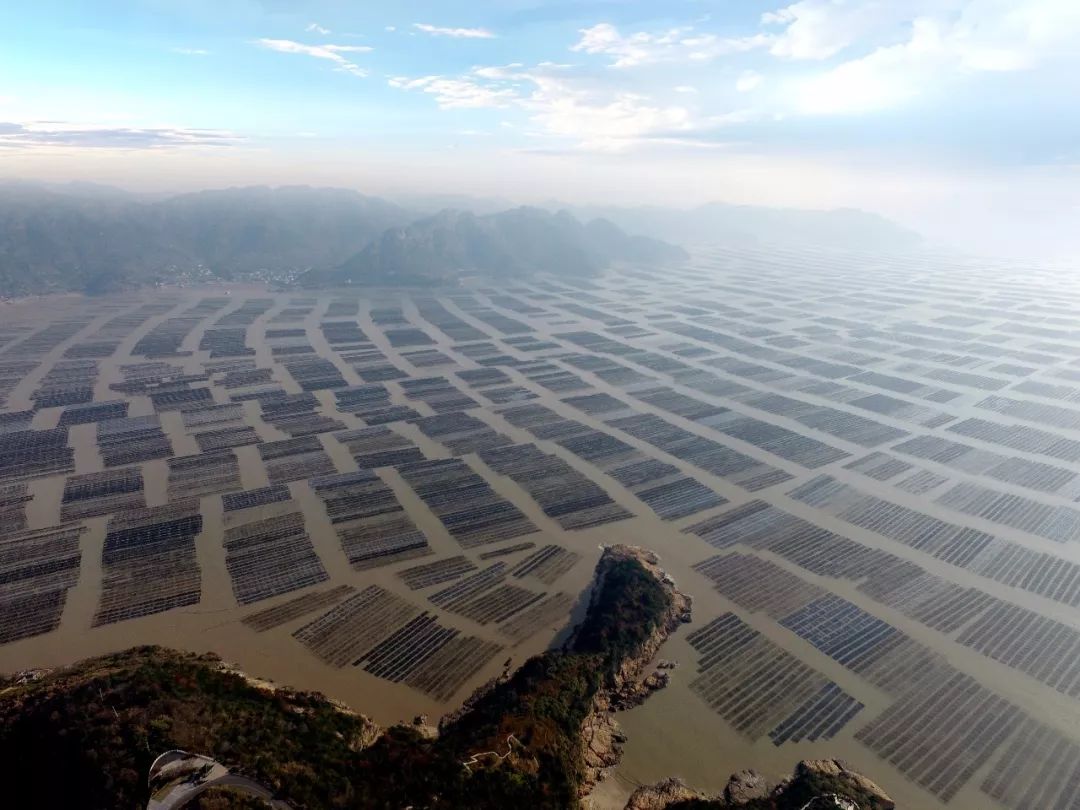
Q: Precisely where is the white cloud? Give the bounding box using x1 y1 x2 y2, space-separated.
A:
674 85 698 94
413 23 495 39
306 23 331 35
736 70 764 92
762 0 918 60
385 26 397 32
794 0 1080 114
171 47 209 56
255 39 372 77
388 76 517 109
571 23 767 67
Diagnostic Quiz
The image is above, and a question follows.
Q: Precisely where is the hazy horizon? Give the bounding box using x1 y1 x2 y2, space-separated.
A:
3 0 1079 260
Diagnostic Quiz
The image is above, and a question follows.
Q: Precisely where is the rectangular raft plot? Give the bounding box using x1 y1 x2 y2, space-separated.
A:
222 485 292 513
342 348 409 382
408 411 513 455
0 483 32 533
981 717 1080 810
278 355 348 392
693 554 825 619
383 327 436 347
404 635 504 702
780 595 905 673
605 413 794 492
93 500 203 626
936 480 1080 543
61 468 145 521
97 416 173 467
479 541 537 560
0 524 85 644
401 348 453 368
356 612 460 680
768 683 865 746
497 591 575 644
0 427 74 482
478 443 633 530
685 614 856 742
257 436 337 485
333 425 425 468
509 544 581 585
320 319 368 346
842 452 914 482
334 384 421 425
193 424 261 453
167 450 242 500
450 582 544 625
31 359 98 409
293 584 420 667
57 400 129 427
223 511 328 605
242 584 355 632
607 459 728 521
479 385 538 405
854 670 1020 802
260 393 346 437
0 361 38 408
397 458 540 547
429 563 507 610
398 555 478 590
413 299 489 342
858 568 995 634
456 368 512 388
311 470 432 569
955 601 1080 696
399 376 478 413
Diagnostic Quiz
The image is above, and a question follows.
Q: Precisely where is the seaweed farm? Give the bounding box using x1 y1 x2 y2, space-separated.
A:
6 246 1080 809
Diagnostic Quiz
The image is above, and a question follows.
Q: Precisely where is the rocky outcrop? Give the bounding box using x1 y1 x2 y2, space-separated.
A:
575 545 692 794
624 777 705 810
623 759 894 810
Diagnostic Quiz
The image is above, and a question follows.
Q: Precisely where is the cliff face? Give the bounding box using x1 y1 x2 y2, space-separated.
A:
571 546 693 793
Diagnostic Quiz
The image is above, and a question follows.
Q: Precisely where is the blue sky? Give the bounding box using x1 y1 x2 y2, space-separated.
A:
2 1 1079 256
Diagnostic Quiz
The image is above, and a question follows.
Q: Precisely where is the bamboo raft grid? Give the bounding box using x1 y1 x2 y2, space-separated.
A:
686 613 861 744
397 457 540 548
0 524 85 644
223 485 292 513
981 716 1080 810
332 425 425 469
57 399 129 426
0 482 32 533
398 376 478 413
223 511 328 605
854 669 1021 802
509 544 580 585
242 584 356 632
398 555 478 590
693 553 825 619
0 427 76 483
61 467 145 521
293 584 419 667
257 435 338 485
497 591 574 644
477 443 633 530
166 450 243 501
408 411 513 455
97 415 173 468
311 470 432 569
94 500 203 626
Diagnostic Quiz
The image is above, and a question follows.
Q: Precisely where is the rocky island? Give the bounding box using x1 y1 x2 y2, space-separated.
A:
0 546 891 809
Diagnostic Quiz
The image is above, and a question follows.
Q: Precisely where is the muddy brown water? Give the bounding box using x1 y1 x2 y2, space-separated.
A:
3 256 1080 810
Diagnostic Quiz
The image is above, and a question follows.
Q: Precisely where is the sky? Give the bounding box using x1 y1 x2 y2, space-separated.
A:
2 0 1079 258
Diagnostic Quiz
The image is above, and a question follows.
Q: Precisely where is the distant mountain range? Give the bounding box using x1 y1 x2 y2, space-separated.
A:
0 181 922 296
308 207 686 286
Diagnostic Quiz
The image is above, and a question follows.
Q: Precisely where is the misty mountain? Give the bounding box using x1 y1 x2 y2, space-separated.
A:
313 207 687 286
557 201 923 252
0 184 416 296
